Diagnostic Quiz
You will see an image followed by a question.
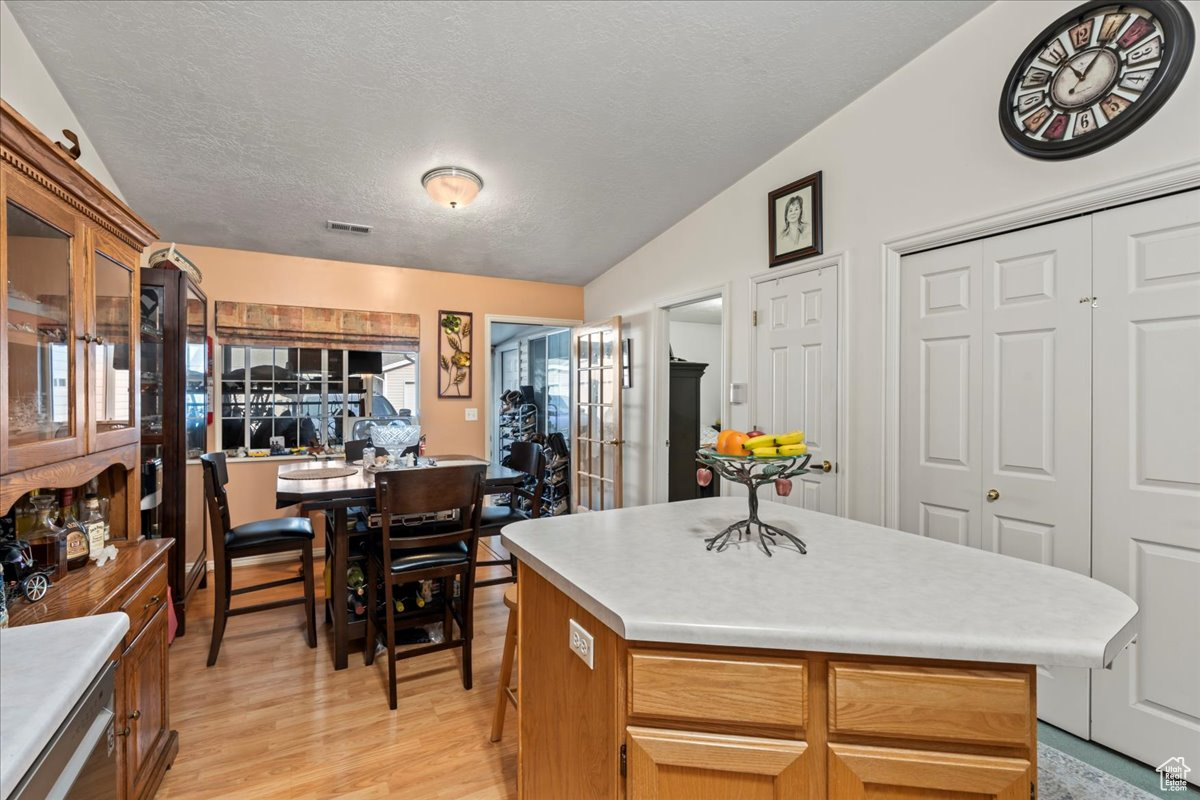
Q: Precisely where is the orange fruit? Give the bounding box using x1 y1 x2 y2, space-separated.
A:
719 431 750 456
715 429 740 452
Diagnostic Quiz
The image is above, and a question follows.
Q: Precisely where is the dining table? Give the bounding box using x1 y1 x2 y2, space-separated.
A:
275 454 525 670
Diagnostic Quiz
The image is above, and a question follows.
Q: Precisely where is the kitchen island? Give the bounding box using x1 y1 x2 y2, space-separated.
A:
501 497 1139 800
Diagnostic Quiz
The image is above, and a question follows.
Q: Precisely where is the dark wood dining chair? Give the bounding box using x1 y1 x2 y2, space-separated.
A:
363 464 487 709
200 452 317 667
477 441 545 588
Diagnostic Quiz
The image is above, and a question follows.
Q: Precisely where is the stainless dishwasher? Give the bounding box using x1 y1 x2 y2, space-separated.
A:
9 662 117 800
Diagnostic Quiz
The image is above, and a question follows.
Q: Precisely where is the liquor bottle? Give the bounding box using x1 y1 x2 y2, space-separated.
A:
26 493 67 581
83 494 107 559
59 488 90 570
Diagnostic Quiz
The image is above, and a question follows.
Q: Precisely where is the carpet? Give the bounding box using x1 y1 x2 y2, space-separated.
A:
1040 742 1162 800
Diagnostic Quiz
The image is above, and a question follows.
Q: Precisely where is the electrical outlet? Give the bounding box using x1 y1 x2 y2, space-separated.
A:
465 407 478 421
569 618 594 669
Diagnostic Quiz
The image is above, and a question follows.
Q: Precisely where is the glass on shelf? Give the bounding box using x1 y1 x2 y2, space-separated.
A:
6 201 74 446
24 493 66 581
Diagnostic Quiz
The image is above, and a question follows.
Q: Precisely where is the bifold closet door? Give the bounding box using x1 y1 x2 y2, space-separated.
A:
980 217 1093 737
899 216 1093 737
1090 190 1200 776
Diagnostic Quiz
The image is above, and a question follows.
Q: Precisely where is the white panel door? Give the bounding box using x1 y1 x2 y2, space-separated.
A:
899 241 983 547
753 266 838 513
981 218 1093 737
1091 190 1200 777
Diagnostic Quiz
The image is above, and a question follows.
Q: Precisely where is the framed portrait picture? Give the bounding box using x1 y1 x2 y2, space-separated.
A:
768 171 823 268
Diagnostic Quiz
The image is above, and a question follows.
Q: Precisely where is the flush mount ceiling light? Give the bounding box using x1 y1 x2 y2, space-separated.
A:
421 166 483 209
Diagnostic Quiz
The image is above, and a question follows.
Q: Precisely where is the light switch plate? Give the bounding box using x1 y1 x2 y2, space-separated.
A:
569 618 594 669
465 408 478 421
729 382 747 405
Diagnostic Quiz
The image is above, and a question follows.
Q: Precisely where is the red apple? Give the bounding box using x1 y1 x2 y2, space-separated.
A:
774 478 793 497
696 468 713 487
747 429 765 438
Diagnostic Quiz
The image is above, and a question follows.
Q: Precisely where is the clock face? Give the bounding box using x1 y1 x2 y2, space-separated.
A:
1000 0 1194 159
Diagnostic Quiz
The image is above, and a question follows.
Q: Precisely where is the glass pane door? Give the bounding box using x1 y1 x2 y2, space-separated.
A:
184 286 208 459
93 251 134 432
572 317 622 512
3 188 82 469
140 283 166 439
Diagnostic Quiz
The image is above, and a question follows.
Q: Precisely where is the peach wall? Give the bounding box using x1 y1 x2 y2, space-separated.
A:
151 242 583 558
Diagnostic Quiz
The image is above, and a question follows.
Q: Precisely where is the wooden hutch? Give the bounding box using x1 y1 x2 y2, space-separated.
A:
2 100 178 799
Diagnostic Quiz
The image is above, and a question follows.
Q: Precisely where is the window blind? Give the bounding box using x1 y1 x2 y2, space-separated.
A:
214 301 419 351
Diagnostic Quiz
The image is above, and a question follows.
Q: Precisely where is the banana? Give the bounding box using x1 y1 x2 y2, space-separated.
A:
752 446 780 457
779 443 808 457
775 430 805 446
744 434 777 450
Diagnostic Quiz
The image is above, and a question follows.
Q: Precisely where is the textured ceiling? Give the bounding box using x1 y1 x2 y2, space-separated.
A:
7 0 989 285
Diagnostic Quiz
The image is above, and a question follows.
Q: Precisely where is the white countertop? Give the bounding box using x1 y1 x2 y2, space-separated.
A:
0 613 129 800
501 498 1139 668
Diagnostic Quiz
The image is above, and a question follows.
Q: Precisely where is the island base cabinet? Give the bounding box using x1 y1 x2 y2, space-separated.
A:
122 605 172 800
828 744 1032 800
627 727 810 799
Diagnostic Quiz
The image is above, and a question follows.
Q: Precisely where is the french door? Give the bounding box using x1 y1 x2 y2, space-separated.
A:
572 317 623 512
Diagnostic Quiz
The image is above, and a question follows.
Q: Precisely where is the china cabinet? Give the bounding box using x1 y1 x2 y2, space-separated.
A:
140 267 209 633
2 100 174 799
1 99 155 535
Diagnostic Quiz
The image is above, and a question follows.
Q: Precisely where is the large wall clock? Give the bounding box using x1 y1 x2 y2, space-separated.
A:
1000 0 1194 159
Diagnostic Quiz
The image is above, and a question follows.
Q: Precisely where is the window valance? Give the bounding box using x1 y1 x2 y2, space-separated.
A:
214 301 419 351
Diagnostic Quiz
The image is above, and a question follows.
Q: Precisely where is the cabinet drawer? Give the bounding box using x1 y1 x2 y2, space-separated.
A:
121 565 168 644
629 650 807 736
828 662 1031 748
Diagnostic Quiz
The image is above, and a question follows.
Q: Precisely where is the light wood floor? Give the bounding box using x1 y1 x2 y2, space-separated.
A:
157 542 518 799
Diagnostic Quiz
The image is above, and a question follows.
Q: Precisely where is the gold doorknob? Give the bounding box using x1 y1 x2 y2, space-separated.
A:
129 710 141 720
820 460 833 473
986 489 1000 502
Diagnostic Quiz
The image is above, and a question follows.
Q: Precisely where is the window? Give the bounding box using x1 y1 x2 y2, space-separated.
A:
219 346 418 450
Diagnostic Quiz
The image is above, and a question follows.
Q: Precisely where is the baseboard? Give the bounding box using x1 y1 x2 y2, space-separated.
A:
187 548 327 574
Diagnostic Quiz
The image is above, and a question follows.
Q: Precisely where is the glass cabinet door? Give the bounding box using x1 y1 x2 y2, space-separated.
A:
2 172 85 472
139 283 166 440
184 286 208 460
91 232 140 451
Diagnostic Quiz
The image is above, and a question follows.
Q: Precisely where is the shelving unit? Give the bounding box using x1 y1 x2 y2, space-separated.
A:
498 402 536 462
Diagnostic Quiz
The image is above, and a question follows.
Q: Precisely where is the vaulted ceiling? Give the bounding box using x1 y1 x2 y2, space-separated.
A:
8 0 989 284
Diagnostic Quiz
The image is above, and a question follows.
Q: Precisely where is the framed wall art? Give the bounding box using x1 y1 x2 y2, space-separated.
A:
438 310 473 398
768 171 823 267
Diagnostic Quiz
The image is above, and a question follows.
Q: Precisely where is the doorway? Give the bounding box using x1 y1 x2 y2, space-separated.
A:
486 320 571 468
652 288 729 504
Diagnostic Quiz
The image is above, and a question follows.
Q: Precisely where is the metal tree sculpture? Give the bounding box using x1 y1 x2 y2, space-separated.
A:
695 449 813 556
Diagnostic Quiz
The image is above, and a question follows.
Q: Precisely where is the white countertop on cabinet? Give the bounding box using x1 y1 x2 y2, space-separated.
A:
501 498 1138 668
0 613 128 800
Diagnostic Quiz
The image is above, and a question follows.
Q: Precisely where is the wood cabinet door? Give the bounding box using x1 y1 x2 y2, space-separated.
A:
627 726 810 799
88 227 141 453
828 744 1030 800
1 165 88 473
123 606 169 800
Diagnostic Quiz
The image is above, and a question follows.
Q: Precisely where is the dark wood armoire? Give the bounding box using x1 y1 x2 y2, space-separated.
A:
668 361 718 501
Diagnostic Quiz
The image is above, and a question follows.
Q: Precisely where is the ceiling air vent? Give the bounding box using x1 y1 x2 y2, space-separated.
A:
326 220 372 234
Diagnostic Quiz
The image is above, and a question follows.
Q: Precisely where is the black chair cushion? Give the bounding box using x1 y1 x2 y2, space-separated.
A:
480 505 529 531
374 540 470 574
226 516 315 549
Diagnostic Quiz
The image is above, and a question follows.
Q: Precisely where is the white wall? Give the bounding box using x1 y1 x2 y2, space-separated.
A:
0 0 124 197
669 320 723 429
585 0 1200 522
